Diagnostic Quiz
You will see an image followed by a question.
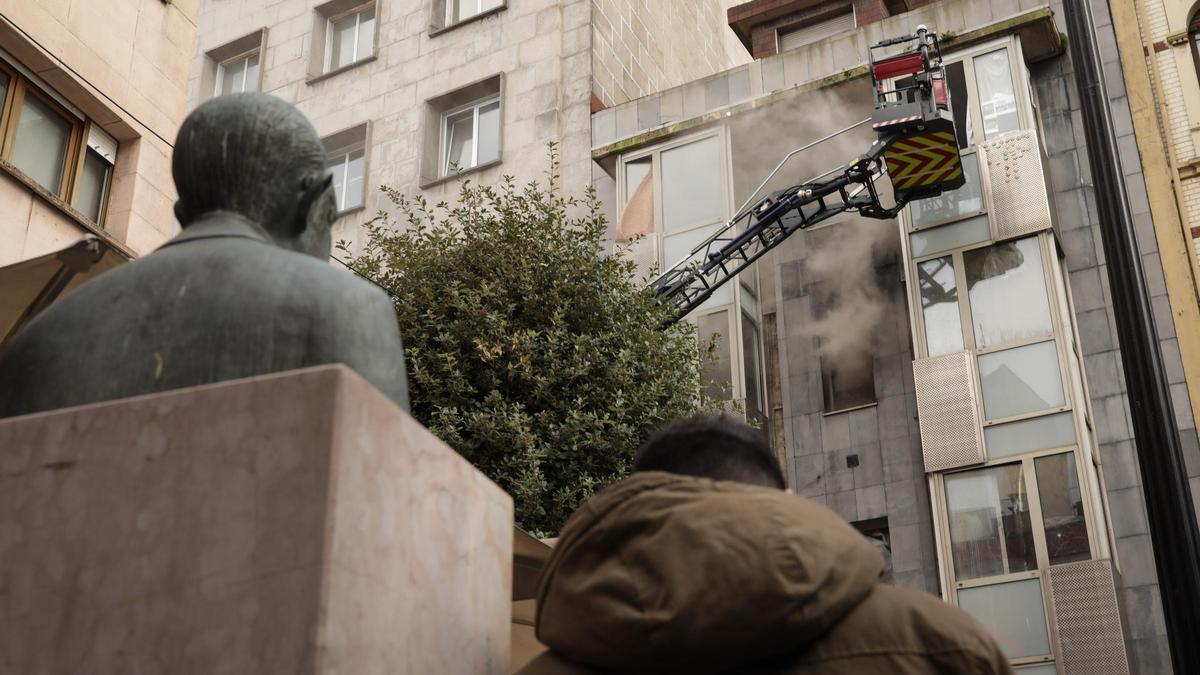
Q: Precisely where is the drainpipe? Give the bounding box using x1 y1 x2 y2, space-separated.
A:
1062 1 1200 672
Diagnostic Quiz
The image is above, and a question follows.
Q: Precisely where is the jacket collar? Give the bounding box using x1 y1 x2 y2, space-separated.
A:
158 211 276 251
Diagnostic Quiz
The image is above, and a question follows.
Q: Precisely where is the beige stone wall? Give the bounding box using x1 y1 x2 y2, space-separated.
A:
591 0 750 107
192 0 593 254
0 0 199 261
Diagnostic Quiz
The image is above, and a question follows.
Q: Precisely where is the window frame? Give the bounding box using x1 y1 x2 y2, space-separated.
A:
445 0 503 28
215 48 260 96
616 128 760 406
776 7 856 53
933 445 1098 669
0 58 90 205
72 125 117 226
328 146 364 213
323 123 370 216
439 95 500 176
324 2 377 74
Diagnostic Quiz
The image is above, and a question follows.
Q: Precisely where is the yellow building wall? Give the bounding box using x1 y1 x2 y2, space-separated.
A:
1114 0 1200 442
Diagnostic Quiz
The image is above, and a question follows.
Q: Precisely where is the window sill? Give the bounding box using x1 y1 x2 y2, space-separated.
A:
306 54 378 86
335 204 367 219
822 402 878 417
429 5 506 37
0 157 134 259
419 158 503 189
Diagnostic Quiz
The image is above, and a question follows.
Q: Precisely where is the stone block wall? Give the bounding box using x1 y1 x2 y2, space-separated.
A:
192 0 593 254
0 0 199 259
590 0 750 107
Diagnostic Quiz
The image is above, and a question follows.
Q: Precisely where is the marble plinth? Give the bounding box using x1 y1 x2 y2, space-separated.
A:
0 365 512 674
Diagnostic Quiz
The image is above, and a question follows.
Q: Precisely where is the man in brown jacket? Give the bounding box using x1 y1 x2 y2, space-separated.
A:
519 415 1014 675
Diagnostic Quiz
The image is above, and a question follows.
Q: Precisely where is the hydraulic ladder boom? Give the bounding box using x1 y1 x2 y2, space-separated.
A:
649 26 965 324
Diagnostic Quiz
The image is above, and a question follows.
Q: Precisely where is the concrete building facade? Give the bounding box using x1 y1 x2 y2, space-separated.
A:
592 0 1200 671
191 0 747 255
0 0 198 265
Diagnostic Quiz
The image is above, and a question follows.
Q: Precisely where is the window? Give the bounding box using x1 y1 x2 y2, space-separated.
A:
698 310 733 400
941 448 1093 669
216 51 259 95
447 0 503 25
616 132 763 410
777 10 855 52
813 281 877 413
0 58 117 224
616 134 731 308
11 90 74 194
422 75 503 185
917 256 964 357
973 50 1019 140
323 123 368 213
327 5 376 71
74 128 117 225
1190 12 1200 91
202 30 267 101
442 97 499 175
311 1 377 77
977 340 1065 421
964 237 1053 349
945 462 1038 581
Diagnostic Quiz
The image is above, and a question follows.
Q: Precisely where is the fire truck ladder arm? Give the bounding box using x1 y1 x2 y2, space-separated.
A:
649 133 908 324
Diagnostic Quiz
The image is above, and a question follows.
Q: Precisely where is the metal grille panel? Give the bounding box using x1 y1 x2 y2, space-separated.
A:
1047 559 1132 675
981 130 1054 239
912 351 984 472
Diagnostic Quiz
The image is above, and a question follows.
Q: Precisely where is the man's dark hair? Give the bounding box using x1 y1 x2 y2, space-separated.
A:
633 415 786 489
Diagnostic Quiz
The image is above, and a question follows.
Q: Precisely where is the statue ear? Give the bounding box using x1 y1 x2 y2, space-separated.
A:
295 172 335 235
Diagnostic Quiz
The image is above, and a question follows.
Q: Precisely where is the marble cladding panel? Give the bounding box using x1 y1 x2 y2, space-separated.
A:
0 365 513 674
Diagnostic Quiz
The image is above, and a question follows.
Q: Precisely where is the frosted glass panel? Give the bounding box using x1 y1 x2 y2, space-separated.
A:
910 152 983 228
984 412 1076 459
1036 452 1090 565
975 50 1020 140
661 137 722 232
965 237 1053 348
477 101 500 165
909 215 989 258
978 341 1065 420
945 464 1037 581
1014 665 1057 675
918 256 963 357
12 94 72 194
958 579 1051 659
664 224 731 308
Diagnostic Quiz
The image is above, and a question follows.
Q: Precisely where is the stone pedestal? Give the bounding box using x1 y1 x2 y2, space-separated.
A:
0 365 512 674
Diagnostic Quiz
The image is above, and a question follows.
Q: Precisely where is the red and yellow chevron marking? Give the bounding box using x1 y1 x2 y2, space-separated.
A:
884 130 963 192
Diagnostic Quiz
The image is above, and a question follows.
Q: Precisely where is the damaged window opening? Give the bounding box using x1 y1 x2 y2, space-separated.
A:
812 280 877 413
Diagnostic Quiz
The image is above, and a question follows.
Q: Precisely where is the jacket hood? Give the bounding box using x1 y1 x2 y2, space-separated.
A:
534 472 884 674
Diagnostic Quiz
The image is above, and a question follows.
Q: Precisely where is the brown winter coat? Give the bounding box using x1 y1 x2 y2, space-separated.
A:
518 472 1014 675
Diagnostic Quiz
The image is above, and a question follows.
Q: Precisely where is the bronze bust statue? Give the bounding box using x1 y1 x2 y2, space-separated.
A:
0 94 408 417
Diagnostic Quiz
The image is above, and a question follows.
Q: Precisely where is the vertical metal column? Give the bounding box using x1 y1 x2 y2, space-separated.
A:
1062 1 1200 671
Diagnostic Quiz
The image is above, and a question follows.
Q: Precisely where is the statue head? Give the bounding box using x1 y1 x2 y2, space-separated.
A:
172 93 337 259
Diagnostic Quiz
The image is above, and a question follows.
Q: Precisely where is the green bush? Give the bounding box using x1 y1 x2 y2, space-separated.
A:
340 149 719 535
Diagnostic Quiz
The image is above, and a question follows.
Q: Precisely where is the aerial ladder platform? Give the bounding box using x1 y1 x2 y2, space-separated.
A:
650 26 966 323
